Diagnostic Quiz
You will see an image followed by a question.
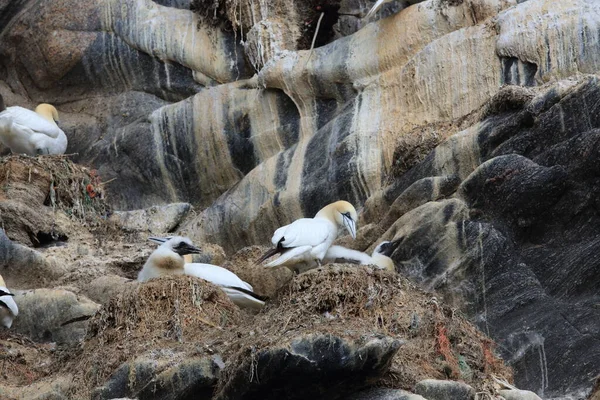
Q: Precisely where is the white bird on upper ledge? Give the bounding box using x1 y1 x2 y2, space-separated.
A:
139 236 265 310
0 94 68 156
0 274 18 329
257 200 358 268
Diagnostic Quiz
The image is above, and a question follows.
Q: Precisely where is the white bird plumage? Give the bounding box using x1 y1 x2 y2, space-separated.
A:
183 263 264 310
0 95 68 156
0 274 18 329
287 240 400 274
257 200 359 268
138 236 265 310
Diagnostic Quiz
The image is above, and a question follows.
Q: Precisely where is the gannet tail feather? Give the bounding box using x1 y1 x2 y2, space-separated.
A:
265 245 313 267
224 286 268 302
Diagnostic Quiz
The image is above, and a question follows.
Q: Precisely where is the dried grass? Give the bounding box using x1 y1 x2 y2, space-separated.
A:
0 155 112 244
220 265 513 392
64 276 243 396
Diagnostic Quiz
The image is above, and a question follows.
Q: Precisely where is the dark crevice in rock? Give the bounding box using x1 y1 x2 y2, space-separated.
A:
500 57 538 87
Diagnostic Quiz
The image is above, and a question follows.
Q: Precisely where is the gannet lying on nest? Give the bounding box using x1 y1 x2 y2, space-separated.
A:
0 274 18 329
325 240 399 272
257 201 358 268
285 240 400 274
138 236 265 310
0 94 68 155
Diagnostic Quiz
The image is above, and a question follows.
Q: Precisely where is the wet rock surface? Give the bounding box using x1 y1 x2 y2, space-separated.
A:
379 78 600 397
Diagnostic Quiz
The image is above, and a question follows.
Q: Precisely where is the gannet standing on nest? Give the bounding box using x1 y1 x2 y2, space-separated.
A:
139 237 265 310
257 201 358 268
0 94 68 156
0 274 18 329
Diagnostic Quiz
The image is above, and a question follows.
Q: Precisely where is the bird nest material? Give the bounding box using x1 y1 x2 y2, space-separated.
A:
219 265 513 393
0 155 112 245
59 264 512 398
65 276 242 396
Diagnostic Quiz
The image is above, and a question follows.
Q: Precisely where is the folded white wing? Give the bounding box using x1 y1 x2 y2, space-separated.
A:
272 218 332 248
184 263 253 291
323 245 373 265
0 286 18 318
4 106 61 139
221 287 265 310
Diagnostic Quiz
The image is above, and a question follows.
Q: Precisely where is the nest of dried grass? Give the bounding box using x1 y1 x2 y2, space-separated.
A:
221 266 512 392
65 276 242 394
0 155 111 244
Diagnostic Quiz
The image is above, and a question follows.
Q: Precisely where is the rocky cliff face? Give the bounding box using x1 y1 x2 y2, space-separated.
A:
2 0 600 398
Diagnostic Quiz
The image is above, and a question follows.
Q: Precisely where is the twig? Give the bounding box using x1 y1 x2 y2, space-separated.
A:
304 12 325 69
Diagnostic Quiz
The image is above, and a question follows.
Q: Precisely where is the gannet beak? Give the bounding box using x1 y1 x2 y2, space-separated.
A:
148 237 168 244
180 243 202 255
344 217 357 239
0 290 14 297
377 239 402 257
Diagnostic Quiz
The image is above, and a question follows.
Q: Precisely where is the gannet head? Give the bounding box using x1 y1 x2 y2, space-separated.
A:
35 104 60 124
371 240 400 272
148 236 202 256
372 240 399 258
316 200 358 239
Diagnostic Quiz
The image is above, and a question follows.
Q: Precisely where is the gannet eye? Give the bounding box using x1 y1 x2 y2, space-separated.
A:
342 212 351 219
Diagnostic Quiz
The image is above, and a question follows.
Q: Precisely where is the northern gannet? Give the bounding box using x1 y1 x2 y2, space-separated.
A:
139 237 265 310
0 95 68 156
0 274 18 329
257 201 358 268
287 240 399 273
325 240 399 272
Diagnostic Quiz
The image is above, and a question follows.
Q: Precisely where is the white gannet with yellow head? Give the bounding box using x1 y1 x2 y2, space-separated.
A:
140 237 265 310
0 274 18 329
257 200 358 268
0 95 68 156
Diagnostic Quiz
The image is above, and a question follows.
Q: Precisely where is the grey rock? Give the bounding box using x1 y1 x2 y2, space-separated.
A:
136 358 220 400
414 379 475 400
0 229 65 288
12 289 100 344
109 203 191 233
83 275 132 305
386 76 600 397
499 389 543 400
92 356 220 400
215 334 401 400
349 388 427 400
92 358 159 400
